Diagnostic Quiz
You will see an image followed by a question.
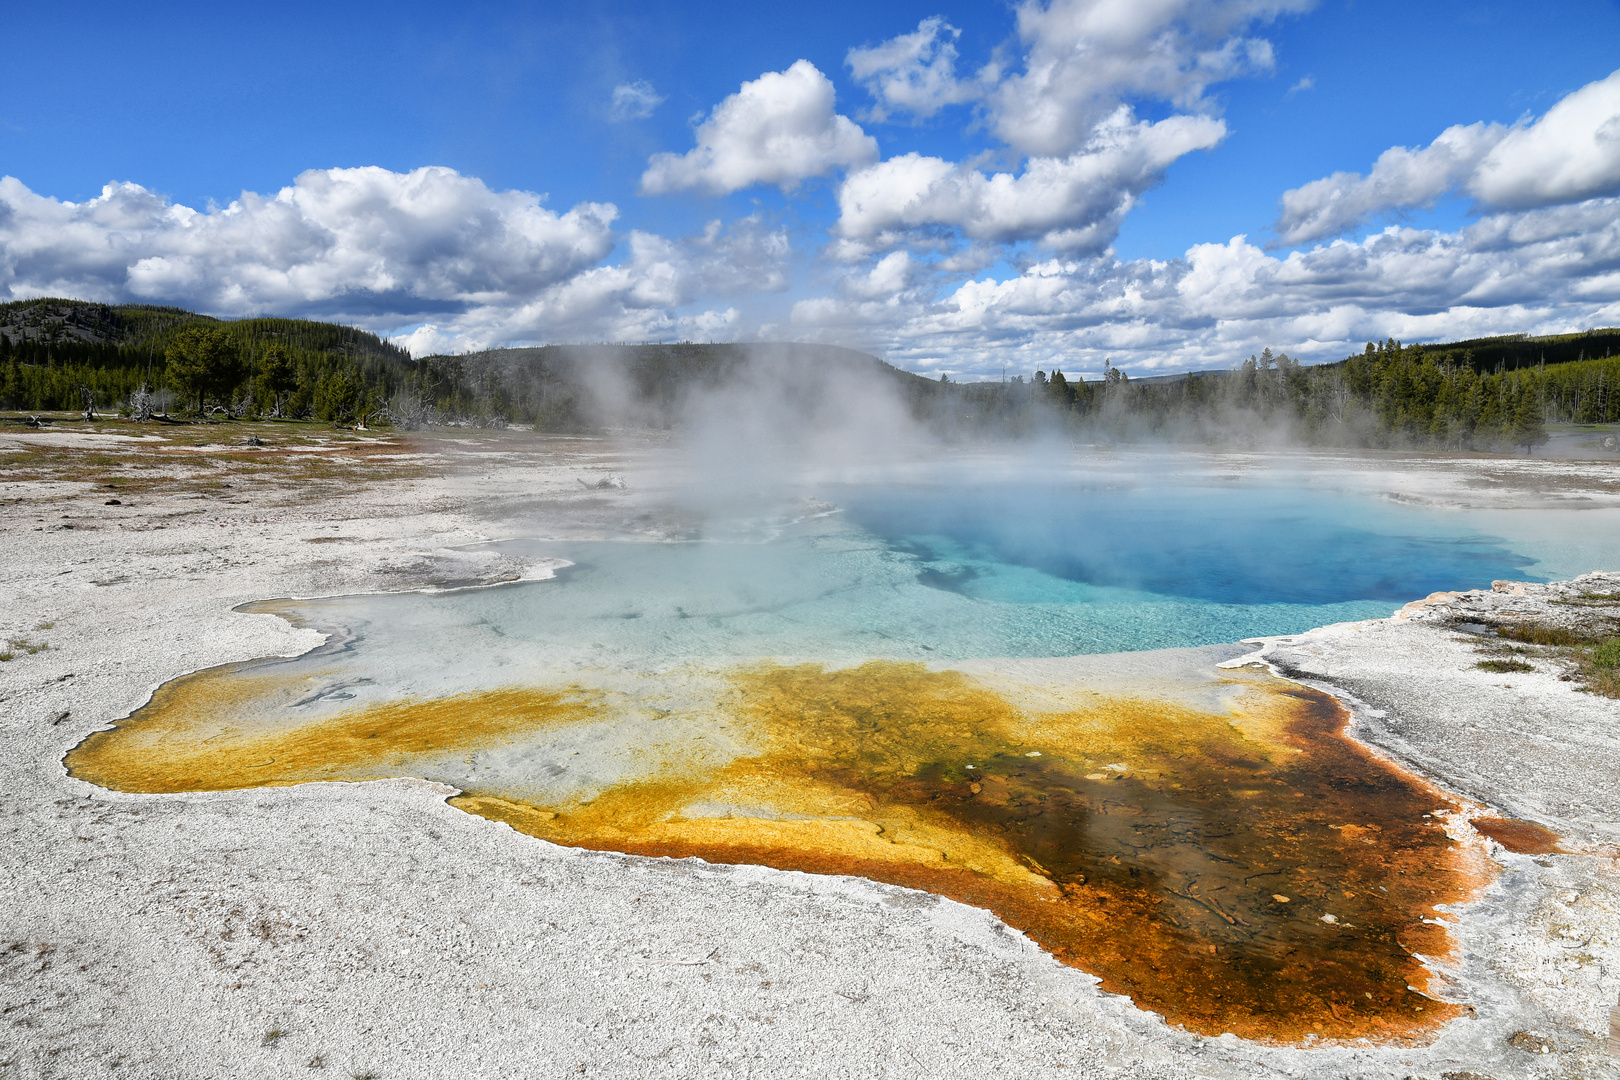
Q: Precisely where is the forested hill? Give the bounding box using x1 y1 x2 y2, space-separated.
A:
1374 327 1620 375
416 342 944 430
0 298 940 431
0 298 411 419
2 296 1617 453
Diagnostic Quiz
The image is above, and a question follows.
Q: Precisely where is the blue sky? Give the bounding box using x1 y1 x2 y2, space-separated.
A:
4 0 1620 377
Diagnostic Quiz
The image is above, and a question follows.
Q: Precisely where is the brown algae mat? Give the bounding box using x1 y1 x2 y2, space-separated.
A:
69 660 1481 1044
1467 816 1565 854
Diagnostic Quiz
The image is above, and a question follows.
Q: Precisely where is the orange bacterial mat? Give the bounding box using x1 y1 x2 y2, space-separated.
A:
69 659 1481 1044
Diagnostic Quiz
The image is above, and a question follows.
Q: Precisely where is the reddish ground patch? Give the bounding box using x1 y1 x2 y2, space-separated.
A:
1469 817 1564 854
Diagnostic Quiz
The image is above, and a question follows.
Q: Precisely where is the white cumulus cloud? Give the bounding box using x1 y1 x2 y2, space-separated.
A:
1273 122 1505 246
986 0 1311 157
846 17 977 122
1276 67 1620 245
384 215 792 353
844 0 1304 153
0 166 617 318
1472 68 1620 208
836 108 1226 252
640 60 878 195
831 1 1300 257
0 169 795 354
789 198 1620 379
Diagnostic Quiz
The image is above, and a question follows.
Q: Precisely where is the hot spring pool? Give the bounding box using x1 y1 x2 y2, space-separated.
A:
207 470 1604 682
67 463 1620 1043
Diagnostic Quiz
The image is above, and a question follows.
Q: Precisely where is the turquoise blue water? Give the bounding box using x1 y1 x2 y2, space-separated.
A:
837 481 1538 607
446 476 1602 664
230 467 1620 722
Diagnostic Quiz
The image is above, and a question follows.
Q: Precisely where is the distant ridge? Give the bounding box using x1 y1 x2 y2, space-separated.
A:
420 341 942 430
1374 327 1620 373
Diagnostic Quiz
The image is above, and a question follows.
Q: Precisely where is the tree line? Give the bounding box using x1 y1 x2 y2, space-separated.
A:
2 298 1615 453
0 300 419 423
1005 338 1617 452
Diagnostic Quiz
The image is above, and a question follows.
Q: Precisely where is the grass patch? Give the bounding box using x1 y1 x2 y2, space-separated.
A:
1589 638 1620 668
0 418 431 493
1481 622 1620 698
1552 589 1620 607
1497 624 1587 647
1583 637 1620 698
0 636 50 661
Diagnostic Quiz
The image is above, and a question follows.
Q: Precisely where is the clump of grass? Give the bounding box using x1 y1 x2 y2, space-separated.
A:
1583 637 1620 698
1554 589 1620 606
1497 624 1586 647
1483 617 1620 698
0 636 49 662
1456 604 1620 695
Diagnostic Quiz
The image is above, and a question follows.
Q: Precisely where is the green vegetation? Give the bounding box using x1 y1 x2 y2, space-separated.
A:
1400 327 1620 375
1462 617 1620 698
1496 624 1588 647
0 636 50 662
1554 590 1620 606
1057 339 1615 449
0 298 412 423
2 298 1616 453
1588 638 1620 698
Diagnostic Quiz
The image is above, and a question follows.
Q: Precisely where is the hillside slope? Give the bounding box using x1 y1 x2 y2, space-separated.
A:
413 342 946 431
0 298 410 418
0 299 941 431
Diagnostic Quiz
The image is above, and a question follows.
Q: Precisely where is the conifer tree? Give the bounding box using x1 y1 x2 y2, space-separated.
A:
1510 390 1550 455
258 344 298 417
165 324 238 414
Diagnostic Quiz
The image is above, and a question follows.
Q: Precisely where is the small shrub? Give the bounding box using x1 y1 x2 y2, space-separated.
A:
1477 658 1535 674
1589 637 1620 670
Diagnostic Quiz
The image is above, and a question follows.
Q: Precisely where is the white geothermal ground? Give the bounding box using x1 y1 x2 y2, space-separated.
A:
1 424 1617 1079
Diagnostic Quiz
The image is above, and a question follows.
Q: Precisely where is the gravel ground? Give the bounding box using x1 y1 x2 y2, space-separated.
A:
1 426 1617 1079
